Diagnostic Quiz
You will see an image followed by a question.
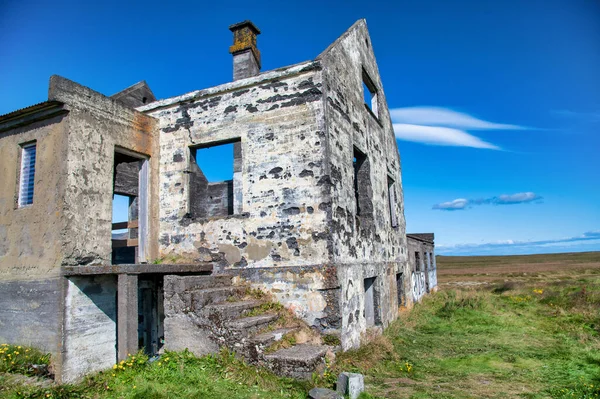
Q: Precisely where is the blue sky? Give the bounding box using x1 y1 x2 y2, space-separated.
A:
1 0 599 255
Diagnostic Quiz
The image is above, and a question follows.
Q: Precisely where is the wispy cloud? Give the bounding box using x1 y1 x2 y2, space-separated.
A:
391 106 529 150
433 192 543 210
391 107 528 130
393 124 500 150
437 231 600 255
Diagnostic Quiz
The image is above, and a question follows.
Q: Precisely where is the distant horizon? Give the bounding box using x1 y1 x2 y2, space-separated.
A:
435 250 600 258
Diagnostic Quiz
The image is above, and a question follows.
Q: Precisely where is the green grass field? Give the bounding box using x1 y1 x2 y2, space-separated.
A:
2 252 599 398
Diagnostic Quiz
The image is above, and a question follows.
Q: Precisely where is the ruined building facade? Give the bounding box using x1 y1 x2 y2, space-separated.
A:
0 20 437 381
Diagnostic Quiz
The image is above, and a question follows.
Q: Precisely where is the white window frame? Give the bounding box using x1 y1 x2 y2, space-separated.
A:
18 142 37 207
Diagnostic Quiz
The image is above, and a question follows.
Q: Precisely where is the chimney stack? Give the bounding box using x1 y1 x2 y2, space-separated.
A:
229 21 261 81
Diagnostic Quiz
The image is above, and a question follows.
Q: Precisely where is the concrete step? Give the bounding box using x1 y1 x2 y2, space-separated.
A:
251 327 298 346
225 314 279 336
165 274 233 294
264 344 328 380
191 286 245 308
204 300 262 319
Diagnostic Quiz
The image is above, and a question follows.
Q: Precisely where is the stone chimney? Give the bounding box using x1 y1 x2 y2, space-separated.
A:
229 21 261 81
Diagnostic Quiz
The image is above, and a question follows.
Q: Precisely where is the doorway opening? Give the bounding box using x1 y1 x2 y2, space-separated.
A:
112 150 149 264
138 275 164 356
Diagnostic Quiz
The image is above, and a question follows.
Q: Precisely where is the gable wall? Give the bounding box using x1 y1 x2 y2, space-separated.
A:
320 20 409 348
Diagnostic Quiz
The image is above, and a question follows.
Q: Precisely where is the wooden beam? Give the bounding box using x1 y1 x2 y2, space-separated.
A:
112 220 139 230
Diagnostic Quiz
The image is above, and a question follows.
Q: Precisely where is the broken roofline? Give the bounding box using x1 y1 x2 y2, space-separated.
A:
136 60 322 113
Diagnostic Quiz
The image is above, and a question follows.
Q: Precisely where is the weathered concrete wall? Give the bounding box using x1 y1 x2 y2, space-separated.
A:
0 112 68 280
233 264 340 331
62 275 117 382
319 20 408 349
141 62 333 327
48 76 160 266
0 108 69 372
407 235 436 304
142 62 328 270
0 278 61 352
163 275 219 355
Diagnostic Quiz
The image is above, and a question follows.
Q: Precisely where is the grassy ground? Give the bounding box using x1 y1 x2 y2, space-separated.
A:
333 252 600 398
0 349 312 399
2 252 599 398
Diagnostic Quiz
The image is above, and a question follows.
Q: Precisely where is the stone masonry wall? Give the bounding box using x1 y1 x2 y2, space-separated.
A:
141 61 334 328
319 20 408 349
407 236 436 304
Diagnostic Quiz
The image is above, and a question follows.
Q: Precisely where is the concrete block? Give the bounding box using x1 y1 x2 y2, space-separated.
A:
337 372 364 399
308 387 343 399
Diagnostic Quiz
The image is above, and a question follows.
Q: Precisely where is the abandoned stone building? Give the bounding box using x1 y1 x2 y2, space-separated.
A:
0 19 437 382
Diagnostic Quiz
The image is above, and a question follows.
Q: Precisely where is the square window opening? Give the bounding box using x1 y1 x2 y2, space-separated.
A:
189 139 242 218
362 68 378 117
18 142 37 207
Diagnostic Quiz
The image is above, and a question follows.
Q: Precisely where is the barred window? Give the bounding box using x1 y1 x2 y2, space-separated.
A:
19 143 36 207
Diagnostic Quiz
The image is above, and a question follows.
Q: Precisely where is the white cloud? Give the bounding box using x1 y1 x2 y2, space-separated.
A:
393 124 500 150
432 198 470 210
390 106 528 130
437 231 600 255
433 192 543 210
391 106 530 149
496 192 539 204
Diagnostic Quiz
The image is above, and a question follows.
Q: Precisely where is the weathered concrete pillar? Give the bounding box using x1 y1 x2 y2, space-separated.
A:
117 274 138 360
229 20 261 81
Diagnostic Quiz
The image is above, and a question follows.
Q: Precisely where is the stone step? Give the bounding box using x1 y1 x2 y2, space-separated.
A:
264 344 328 380
204 300 262 319
164 274 233 294
225 313 279 336
191 286 245 308
251 327 298 346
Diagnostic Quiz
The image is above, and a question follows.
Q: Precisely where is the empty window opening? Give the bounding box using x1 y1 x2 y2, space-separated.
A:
189 140 242 218
415 251 422 272
137 275 164 357
112 194 136 264
142 97 147 104
353 146 373 218
387 176 398 228
396 273 404 307
18 142 37 207
112 151 148 264
362 68 378 117
364 277 377 327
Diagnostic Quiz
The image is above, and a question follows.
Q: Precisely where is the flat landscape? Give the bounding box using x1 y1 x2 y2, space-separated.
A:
2 252 599 398
336 251 600 398
437 251 600 284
